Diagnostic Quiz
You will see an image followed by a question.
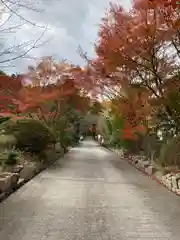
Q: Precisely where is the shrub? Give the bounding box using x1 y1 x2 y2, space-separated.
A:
0 116 10 124
54 119 78 149
120 139 138 155
59 126 75 149
0 149 20 165
3 119 56 154
4 150 19 165
158 135 180 167
0 153 4 165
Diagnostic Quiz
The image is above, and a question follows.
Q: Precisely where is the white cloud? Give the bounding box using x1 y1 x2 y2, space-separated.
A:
0 0 132 74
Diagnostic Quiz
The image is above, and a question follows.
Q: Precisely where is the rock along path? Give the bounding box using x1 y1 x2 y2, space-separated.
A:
1 140 180 240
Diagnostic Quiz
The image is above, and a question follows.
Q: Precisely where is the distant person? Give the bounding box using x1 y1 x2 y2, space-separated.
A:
91 124 96 140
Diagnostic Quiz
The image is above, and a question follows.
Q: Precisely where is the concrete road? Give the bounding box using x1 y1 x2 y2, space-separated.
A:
1 140 180 240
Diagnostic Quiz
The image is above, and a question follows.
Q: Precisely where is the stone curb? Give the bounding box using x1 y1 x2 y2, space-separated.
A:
126 157 180 196
108 147 180 197
0 178 26 203
0 150 69 203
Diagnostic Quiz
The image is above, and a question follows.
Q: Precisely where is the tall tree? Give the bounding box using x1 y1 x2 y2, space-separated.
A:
89 0 180 132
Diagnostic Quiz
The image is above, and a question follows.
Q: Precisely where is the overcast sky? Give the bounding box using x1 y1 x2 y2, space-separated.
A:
0 0 131 74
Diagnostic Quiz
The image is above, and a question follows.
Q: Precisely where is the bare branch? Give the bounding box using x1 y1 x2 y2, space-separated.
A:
3 0 43 13
0 26 49 64
0 13 13 28
0 0 51 68
0 0 46 29
77 45 91 65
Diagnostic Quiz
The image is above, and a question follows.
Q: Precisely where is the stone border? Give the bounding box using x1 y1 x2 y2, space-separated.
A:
109 147 180 197
0 147 72 203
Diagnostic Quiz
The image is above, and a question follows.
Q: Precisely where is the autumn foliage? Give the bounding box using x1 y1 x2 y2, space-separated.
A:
81 0 180 141
1 0 180 151
0 58 90 123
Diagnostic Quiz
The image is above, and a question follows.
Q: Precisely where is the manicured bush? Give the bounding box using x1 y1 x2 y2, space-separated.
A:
3 119 56 154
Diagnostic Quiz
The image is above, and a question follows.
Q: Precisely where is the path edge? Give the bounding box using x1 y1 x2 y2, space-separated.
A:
0 147 73 203
100 144 180 197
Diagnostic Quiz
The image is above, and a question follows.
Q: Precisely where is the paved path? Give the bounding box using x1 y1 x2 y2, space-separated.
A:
1 140 180 239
